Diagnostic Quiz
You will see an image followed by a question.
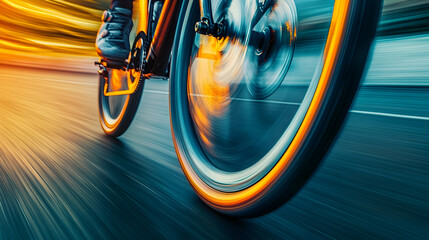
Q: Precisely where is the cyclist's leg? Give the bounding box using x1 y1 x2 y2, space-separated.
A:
96 0 134 62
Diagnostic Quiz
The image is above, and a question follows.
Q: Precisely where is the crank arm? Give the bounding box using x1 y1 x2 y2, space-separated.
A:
101 71 146 96
97 60 145 97
103 84 140 96
95 59 127 70
102 72 146 96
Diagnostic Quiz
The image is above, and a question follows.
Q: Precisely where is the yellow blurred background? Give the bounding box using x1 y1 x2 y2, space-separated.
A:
0 0 108 69
0 0 427 71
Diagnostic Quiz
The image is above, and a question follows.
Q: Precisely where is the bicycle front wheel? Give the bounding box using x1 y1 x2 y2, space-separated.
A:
170 0 382 217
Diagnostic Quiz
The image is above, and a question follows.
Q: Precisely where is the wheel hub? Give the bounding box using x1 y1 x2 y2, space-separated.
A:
245 0 297 99
194 0 297 99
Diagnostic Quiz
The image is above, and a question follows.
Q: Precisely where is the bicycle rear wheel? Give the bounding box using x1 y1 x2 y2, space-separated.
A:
170 0 382 217
98 1 153 137
98 66 144 137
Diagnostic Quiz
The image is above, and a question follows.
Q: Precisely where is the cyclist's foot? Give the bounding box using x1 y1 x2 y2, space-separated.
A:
96 7 133 62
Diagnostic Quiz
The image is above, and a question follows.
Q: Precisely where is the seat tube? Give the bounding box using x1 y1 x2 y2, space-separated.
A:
136 0 149 33
145 0 183 76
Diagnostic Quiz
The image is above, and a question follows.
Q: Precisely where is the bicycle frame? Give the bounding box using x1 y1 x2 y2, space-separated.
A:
101 0 274 96
101 0 182 96
140 0 274 76
139 0 183 77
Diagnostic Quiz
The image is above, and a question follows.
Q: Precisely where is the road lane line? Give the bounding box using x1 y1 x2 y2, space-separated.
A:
187 93 302 106
229 97 301 106
10 76 428 121
349 110 429 121
146 91 429 121
145 90 169 95
1 74 98 86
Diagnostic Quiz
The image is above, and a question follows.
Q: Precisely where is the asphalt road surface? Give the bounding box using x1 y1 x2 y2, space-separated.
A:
1 46 428 239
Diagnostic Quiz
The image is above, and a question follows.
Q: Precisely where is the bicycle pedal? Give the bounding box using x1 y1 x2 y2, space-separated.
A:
95 59 127 70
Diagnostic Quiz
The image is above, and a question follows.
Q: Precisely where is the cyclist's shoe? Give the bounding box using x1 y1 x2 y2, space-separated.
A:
96 7 133 62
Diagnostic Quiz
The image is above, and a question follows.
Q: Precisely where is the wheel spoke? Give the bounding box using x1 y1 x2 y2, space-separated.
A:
250 0 274 29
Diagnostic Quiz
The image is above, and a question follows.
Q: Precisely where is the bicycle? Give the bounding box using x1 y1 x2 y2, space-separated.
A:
96 0 383 217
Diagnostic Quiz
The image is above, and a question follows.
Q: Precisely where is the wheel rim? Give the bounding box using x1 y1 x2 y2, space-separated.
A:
100 69 131 129
173 0 346 195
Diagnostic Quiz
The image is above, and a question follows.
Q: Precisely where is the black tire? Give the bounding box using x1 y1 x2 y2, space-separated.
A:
170 0 383 217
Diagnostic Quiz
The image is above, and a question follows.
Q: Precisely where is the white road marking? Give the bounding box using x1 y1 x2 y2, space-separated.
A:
10 75 429 121
145 90 169 95
1 74 98 86
187 93 302 106
230 97 302 106
349 110 429 121
149 90 429 121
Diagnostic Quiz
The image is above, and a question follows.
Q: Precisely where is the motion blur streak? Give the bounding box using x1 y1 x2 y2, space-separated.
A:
1 62 428 239
1 0 428 58
1 0 429 239
0 0 102 56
